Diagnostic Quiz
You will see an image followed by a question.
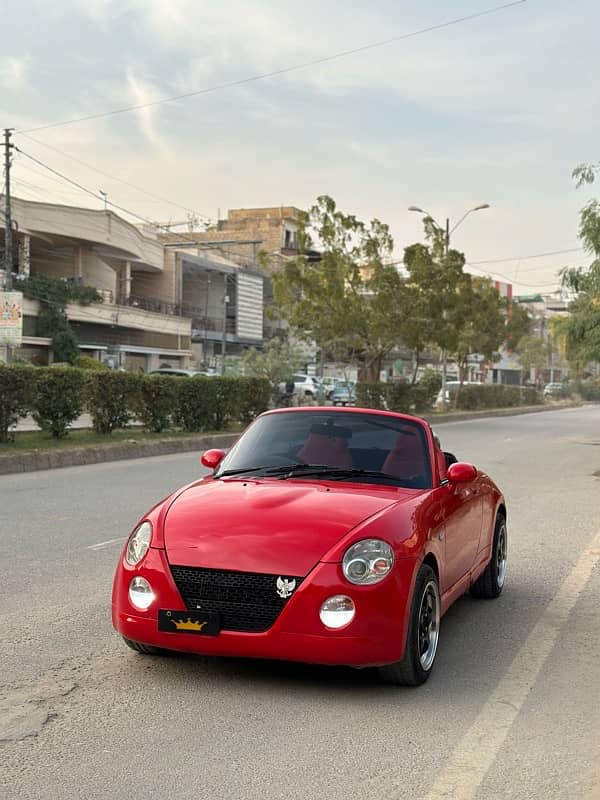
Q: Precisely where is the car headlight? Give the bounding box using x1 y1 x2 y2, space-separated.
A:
320 595 355 629
125 521 153 566
128 577 155 610
342 539 394 585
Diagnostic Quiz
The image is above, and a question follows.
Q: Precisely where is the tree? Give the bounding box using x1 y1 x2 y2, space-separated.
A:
515 335 548 385
454 277 507 381
240 338 305 400
506 303 532 350
403 220 506 384
555 160 600 372
271 196 408 381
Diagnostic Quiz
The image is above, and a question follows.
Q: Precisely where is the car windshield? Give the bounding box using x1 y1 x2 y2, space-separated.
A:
215 410 432 488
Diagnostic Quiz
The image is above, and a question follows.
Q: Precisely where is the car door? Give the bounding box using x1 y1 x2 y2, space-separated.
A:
440 477 483 593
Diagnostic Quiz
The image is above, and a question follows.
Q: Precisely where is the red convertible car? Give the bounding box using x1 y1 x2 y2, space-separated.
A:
112 407 506 685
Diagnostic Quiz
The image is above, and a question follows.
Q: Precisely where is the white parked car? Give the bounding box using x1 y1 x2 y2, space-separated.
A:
278 374 321 397
435 381 481 409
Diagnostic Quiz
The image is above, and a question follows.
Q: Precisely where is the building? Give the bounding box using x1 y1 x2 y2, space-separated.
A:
160 206 304 350
171 246 264 369
1 196 191 370
172 206 302 266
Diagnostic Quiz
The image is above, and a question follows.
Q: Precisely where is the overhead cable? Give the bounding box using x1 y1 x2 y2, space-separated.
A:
19 1 527 134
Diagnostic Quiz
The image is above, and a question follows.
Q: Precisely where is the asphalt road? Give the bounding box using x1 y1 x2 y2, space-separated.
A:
1 406 599 800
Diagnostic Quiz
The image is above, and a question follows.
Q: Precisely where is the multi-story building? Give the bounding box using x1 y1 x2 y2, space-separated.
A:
1 196 191 370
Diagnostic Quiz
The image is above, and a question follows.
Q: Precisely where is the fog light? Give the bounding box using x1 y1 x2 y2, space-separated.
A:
319 595 355 629
129 576 155 610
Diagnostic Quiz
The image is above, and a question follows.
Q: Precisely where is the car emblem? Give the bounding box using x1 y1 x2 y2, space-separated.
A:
276 577 297 599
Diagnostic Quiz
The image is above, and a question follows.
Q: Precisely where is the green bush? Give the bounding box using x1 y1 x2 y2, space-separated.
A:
415 369 443 411
86 371 142 434
233 377 271 423
454 384 541 410
356 383 386 409
175 376 214 432
573 379 600 401
0 365 35 443
31 367 86 438
137 375 178 433
175 376 271 432
385 381 412 412
73 355 109 371
356 374 441 414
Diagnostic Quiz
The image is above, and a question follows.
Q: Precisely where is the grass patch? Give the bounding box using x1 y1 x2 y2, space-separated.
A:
0 426 241 456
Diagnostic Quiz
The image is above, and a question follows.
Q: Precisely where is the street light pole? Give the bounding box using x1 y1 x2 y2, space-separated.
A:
408 203 490 405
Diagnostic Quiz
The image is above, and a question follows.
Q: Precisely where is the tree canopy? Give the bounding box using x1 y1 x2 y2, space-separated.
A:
272 196 510 382
556 161 600 372
271 195 409 381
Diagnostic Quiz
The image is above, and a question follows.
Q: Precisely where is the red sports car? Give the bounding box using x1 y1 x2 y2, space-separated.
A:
112 407 506 685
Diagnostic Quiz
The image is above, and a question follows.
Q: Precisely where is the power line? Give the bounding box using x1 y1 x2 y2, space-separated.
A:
467 246 584 265
17 132 215 222
19 1 527 134
14 147 180 232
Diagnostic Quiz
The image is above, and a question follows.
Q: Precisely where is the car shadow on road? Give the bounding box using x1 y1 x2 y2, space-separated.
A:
122 578 552 703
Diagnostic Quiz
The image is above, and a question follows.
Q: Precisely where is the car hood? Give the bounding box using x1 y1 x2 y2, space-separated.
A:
163 478 413 576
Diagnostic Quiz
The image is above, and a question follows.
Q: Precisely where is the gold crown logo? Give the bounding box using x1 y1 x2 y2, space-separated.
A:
172 617 208 632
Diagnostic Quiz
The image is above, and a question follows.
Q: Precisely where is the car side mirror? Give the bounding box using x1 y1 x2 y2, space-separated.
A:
447 462 478 483
201 449 226 470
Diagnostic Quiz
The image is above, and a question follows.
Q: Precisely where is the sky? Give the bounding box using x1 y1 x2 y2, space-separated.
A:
1 0 599 295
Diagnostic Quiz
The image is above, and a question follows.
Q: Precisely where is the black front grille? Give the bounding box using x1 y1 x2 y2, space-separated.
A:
169 566 303 633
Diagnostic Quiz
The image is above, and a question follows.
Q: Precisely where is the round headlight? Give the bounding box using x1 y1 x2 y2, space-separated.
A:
319 595 355 629
125 521 153 566
342 539 394 585
128 576 155 610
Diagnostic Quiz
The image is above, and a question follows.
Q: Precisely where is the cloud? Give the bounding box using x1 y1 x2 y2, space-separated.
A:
125 69 169 152
0 55 31 91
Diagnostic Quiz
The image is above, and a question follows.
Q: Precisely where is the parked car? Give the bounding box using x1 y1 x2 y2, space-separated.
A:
319 377 338 399
149 368 214 377
277 374 320 397
543 382 567 399
331 381 357 406
434 381 480 409
112 406 507 686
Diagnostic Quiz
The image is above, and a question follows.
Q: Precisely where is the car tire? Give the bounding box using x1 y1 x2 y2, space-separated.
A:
470 513 507 599
122 636 165 656
378 564 440 686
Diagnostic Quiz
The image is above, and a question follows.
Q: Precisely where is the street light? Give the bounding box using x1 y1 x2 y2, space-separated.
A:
409 203 490 254
408 202 490 402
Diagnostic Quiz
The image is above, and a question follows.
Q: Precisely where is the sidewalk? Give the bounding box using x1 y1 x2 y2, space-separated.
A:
0 401 582 476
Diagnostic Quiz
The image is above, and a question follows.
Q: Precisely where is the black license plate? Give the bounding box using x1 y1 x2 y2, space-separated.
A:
158 609 221 636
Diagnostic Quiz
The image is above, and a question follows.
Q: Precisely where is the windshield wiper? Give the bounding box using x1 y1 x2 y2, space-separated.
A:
273 465 398 481
216 464 301 478
217 464 402 483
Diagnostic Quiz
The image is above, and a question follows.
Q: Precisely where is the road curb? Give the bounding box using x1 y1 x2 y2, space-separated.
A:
0 402 585 476
0 433 240 475
423 401 583 426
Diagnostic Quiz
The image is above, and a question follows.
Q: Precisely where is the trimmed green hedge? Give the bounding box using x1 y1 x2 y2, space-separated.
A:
136 375 178 433
357 378 542 413
0 366 272 440
356 373 441 414
573 380 600 401
86 371 143 434
176 376 271 432
454 384 541 410
0 365 35 442
32 367 86 438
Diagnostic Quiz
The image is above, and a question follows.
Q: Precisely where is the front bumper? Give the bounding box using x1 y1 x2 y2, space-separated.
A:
112 548 419 668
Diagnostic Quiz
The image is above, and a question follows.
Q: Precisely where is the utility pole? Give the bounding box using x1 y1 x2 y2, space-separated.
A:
409 203 490 407
221 276 229 375
3 128 14 290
